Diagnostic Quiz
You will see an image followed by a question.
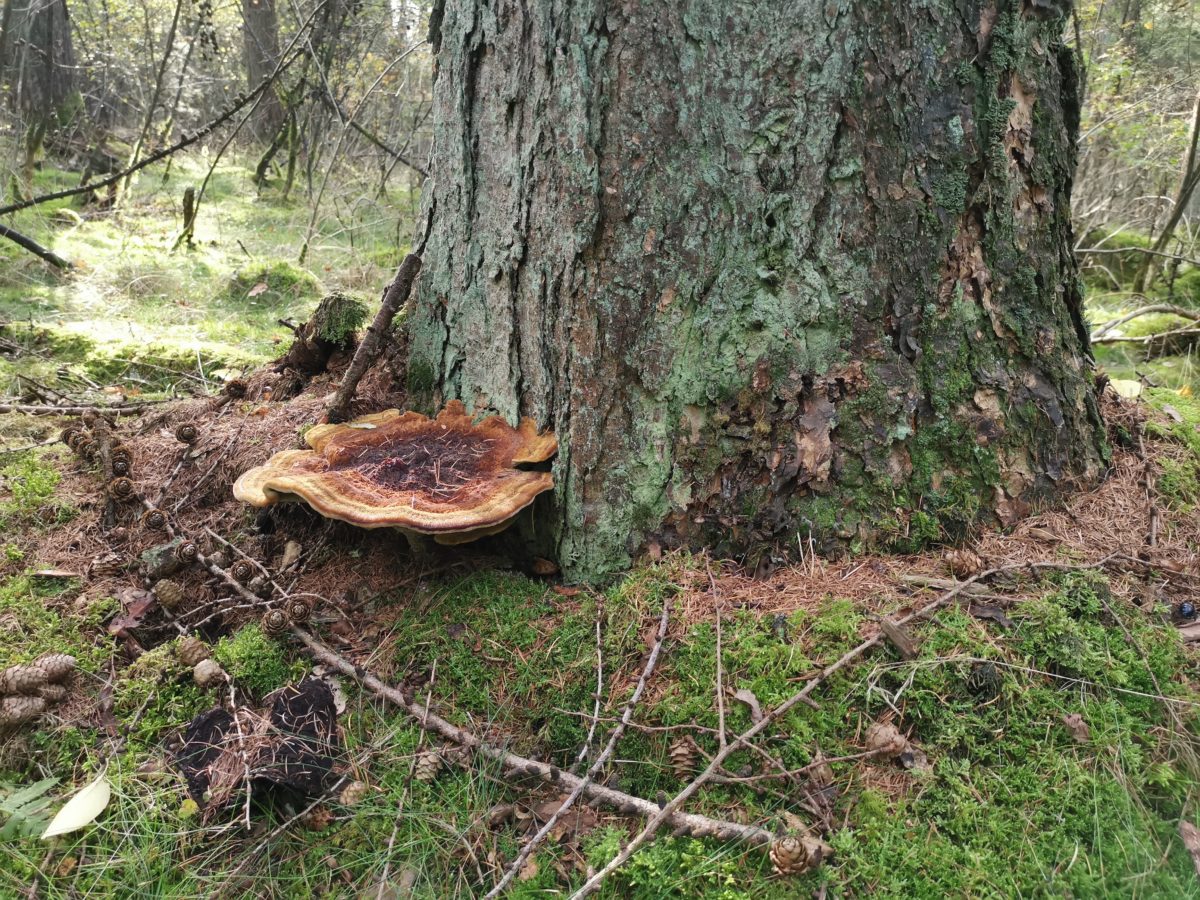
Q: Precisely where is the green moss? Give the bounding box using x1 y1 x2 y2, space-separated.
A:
213 623 301 698
113 642 208 748
931 171 969 213
0 450 75 530
224 259 322 307
312 290 369 346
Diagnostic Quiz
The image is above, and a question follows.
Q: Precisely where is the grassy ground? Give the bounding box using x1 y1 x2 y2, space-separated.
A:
0 169 1199 896
1 438 1199 897
0 156 415 398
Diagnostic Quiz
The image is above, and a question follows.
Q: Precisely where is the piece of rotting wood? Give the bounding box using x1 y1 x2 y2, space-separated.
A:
879 617 919 660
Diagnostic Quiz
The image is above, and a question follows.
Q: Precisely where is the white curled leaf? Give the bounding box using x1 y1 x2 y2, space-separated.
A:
41 772 111 839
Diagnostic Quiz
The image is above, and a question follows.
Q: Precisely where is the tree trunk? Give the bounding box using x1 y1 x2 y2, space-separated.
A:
242 0 283 138
407 0 1107 582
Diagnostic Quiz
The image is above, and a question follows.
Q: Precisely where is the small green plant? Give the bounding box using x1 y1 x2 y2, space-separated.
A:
0 452 74 528
0 778 58 840
214 623 301 698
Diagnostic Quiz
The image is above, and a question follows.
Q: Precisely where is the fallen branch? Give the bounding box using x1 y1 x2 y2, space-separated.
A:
569 555 1118 898
291 627 774 851
0 223 73 269
0 402 158 416
326 253 422 422
1091 304 1200 339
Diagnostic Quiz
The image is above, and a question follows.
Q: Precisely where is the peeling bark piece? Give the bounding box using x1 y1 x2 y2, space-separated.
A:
879 618 919 659
233 401 557 544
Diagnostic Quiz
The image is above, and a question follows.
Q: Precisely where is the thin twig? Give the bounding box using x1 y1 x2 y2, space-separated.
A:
569 610 605 776
482 591 673 898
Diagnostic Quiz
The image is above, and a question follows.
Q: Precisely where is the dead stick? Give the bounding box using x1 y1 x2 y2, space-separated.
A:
290 626 772 848
569 555 1119 898
483 593 672 898
326 253 422 423
0 403 157 416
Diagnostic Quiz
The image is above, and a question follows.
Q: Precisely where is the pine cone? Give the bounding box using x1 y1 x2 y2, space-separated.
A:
865 721 909 759
175 423 198 444
299 805 333 830
0 664 46 695
141 508 168 530
110 445 132 466
339 781 370 806
108 477 136 500
0 694 47 726
37 684 68 704
175 541 200 565
177 636 211 667
111 457 132 477
668 736 699 778
223 378 248 399
769 834 832 876
284 596 312 624
944 547 984 579
34 654 76 682
261 608 289 636
155 579 185 611
192 659 226 688
60 426 84 448
229 559 254 582
414 749 442 783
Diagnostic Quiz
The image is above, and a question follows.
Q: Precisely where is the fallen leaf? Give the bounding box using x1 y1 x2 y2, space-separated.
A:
518 857 539 881
732 688 764 724
1179 821 1200 878
1162 404 1183 423
1110 379 1143 400
247 282 269 297
1061 713 1090 743
107 589 156 637
42 772 111 839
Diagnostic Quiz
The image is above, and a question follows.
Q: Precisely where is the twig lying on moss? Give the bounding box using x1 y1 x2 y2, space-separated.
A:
569 608 605 776
483 591 672 898
0 223 72 269
0 402 158 416
569 555 1120 898
290 625 775 852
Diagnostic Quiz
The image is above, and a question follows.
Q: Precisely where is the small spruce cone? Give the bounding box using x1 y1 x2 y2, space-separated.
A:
414 749 442 783
668 736 699 778
339 781 369 806
78 440 98 461
966 661 1002 702
142 508 168 530
155 579 185 610
175 541 200 565
299 805 333 830
223 378 247 399
34 654 76 682
284 596 312 624
944 547 984 580
865 721 910 759
37 684 68 704
192 658 226 688
769 834 832 876
174 423 199 444
108 477 136 500
0 664 46 695
229 559 254 582
111 457 131 477
177 636 211 666
261 608 289 636
0 694 47 726
110 445 132 465
60 426 84 448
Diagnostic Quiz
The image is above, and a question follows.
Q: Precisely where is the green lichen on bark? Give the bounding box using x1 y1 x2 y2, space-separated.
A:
409 0 1105 581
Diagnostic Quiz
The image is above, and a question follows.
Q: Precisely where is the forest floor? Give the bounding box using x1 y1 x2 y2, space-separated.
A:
1 165 1200 898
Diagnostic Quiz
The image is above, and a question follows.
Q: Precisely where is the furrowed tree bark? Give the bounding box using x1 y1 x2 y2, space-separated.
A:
407 0 1107 581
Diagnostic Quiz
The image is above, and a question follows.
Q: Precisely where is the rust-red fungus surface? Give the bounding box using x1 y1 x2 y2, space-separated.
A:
233 401 557 543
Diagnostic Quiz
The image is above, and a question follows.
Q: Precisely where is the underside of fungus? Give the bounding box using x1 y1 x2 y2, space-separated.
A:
232 401 557 544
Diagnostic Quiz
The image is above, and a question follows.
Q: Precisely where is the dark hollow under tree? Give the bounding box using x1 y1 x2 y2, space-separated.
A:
406 0 1107 582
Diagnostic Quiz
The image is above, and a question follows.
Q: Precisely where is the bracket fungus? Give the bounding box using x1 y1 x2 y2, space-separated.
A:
233 401 557 546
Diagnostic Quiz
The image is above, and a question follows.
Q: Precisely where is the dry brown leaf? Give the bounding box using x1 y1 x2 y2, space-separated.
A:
1061 713 1090 743
247 282 269 297
732 687 764 724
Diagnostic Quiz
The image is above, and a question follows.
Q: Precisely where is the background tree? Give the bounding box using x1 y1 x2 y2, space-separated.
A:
242 0 284 137
407 0 1107 581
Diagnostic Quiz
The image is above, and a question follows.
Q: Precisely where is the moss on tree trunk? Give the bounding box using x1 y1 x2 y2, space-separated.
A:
408 0 1106 581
